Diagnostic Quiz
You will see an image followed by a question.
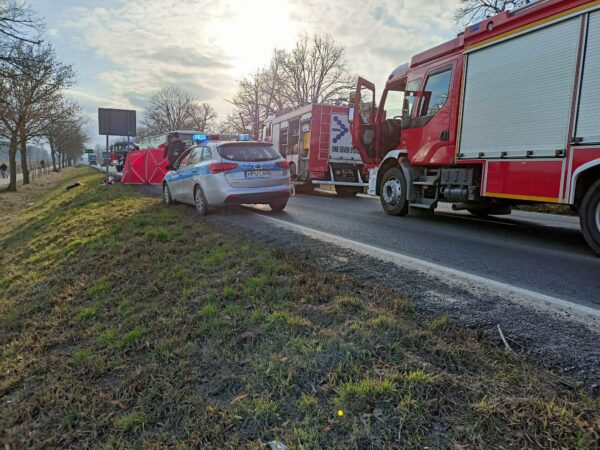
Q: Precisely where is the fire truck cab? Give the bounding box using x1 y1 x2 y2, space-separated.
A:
351 0 600 255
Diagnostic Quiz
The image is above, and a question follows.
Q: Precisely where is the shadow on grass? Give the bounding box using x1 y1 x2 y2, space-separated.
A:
1 170 599 449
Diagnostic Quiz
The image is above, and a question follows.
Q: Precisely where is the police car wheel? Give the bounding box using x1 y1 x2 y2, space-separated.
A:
194 185 208 216
269 199 287 212
580 179 600 256
163 183 173 205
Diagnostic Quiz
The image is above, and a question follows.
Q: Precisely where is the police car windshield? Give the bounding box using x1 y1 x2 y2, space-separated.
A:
218 144 280 162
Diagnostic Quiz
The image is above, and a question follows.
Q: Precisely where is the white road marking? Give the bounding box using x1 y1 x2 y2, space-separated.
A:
254 213 600 330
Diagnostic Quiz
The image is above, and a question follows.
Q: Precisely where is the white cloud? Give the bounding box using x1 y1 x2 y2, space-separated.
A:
57 0 459 142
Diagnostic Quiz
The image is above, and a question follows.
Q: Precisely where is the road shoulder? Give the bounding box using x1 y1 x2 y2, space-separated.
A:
214 210 600 394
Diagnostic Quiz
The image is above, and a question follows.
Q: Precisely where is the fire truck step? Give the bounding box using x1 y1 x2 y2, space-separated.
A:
413 175 440 185
410 198 438 210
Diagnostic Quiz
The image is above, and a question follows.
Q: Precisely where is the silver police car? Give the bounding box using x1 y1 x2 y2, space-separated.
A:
162 135 293 215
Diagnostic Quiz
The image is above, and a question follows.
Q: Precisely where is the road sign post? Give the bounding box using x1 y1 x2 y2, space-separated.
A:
98 108 136 186
106 135 109 185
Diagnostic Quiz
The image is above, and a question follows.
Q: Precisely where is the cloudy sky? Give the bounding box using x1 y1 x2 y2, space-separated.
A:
35 0 460 145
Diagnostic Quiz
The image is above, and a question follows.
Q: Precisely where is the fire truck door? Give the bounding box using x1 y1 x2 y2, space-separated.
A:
351 77 378 163
408 65 455 165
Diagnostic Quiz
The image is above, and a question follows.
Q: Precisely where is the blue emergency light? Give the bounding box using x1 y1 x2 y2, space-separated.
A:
192 133 209 142
238 134 250 141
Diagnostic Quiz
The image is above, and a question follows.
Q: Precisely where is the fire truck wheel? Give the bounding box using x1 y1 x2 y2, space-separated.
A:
580 179 600 256
467 208 490 217
163 183 173 205
335 185 362 197
380 166 408 216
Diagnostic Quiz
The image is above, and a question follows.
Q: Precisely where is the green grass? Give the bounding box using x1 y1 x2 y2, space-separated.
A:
0 167 599 449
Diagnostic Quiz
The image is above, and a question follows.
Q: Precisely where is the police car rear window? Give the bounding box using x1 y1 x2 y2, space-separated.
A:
218 144 280 162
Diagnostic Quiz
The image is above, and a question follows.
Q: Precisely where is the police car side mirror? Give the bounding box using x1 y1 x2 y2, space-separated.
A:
165 164 175 171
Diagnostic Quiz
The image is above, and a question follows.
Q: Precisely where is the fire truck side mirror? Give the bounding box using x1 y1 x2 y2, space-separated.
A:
348 107 355 123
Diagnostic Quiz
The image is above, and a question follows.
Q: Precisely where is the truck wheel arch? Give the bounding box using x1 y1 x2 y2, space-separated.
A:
571 159 600 208
376 152 414 201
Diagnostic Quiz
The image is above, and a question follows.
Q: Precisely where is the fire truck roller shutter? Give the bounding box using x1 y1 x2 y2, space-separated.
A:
576 11 600 145
459 17 581 159
272 123 280 152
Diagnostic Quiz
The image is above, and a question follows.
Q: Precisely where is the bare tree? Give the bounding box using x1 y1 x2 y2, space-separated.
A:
142 87 218 138
225 34 353 138
455 0 529 26
135 125 151 142
279 34 354 106
188 103 217 132
0 0 42 78
143 87 195 134
55 122 87 168
258 49 291 117
223 74 264 138
45 102 86 171
0 43 75 190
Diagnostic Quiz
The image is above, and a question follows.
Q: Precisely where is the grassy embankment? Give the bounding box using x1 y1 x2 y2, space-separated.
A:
1 167 598 449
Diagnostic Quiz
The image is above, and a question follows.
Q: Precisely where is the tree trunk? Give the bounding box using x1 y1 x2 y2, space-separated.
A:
51 148 58 172
7 138 18 192
19 133 30 185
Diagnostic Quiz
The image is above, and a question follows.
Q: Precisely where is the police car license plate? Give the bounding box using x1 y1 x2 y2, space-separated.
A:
246 170 270 178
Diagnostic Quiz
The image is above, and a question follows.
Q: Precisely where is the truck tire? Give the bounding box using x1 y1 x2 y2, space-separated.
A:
380 166 408 216
335 185 362 197
467 208 490 217
580 179 600 256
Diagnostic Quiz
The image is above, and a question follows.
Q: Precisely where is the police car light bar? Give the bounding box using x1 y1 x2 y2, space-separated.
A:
192 133 208 142
192 133 252 143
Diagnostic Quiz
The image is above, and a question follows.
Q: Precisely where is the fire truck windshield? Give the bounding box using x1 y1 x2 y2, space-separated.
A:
384 78 421 121
384 90 406 120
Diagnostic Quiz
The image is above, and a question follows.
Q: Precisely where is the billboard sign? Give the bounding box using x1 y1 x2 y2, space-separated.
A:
98 108 136 137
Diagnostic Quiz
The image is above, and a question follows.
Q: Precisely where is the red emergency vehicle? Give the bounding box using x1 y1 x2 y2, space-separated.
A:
351 0 600 255
262 104 376 196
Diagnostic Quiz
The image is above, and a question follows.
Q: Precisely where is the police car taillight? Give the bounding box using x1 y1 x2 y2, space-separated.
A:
209 162 238 174
276 161 289 169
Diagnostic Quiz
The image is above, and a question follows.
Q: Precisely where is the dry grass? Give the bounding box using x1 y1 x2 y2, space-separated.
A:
0 167 598 449
0 168 75 216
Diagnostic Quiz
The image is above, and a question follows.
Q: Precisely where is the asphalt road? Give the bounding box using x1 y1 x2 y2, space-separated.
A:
245 191 600 309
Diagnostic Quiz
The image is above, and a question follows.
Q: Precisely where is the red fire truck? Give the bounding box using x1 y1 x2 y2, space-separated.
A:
351 0 600 255
262 104 376 196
